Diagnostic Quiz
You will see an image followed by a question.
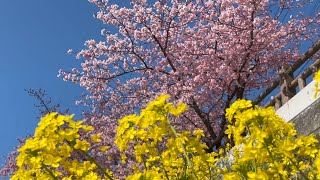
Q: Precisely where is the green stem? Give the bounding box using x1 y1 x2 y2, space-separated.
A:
156 143 170 180
66 139 113 180
43 165 58 180
82 151 114 180
288 157 310 180
266 148 284 180
142 155 148 169
167 117 198 180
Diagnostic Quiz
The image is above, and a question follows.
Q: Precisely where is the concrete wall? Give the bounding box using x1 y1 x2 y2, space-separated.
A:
290 97 320 135
276 80 320 135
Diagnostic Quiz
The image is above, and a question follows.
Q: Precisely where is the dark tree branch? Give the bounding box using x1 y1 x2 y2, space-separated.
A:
25 88 68 118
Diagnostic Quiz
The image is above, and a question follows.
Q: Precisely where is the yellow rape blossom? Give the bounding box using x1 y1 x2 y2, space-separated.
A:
12 113 113 180
314 70 320 97
224 98 320 179
91 133 102 143
74 139 90 151
99 145 109 152
115 95 218 179
11 83 320 180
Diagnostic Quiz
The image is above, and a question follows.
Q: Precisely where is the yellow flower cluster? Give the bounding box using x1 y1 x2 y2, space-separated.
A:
314 70 320 98
115 95 218 179
10 88 320 179
11 112 112 180
224 99 320 179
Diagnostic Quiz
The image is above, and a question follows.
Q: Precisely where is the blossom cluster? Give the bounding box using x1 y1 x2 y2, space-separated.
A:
9 93 320 179
11 113 112 180
115 95 218 179
9 65 320 179
314 70 320 98
224 99 320 179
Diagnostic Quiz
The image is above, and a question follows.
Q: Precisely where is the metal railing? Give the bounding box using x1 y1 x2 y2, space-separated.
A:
253 40 320 110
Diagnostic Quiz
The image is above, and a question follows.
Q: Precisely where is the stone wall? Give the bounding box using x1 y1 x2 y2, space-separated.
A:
275 80 320 136
290 97 320 136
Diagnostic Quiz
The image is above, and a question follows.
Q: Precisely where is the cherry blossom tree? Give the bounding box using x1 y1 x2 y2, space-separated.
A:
61 0 318 148
57 0 320 176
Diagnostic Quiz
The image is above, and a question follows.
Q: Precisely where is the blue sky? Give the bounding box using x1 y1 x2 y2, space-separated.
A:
0 0 102 164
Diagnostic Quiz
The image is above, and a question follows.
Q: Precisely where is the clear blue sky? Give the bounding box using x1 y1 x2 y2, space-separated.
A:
0 0 102 164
